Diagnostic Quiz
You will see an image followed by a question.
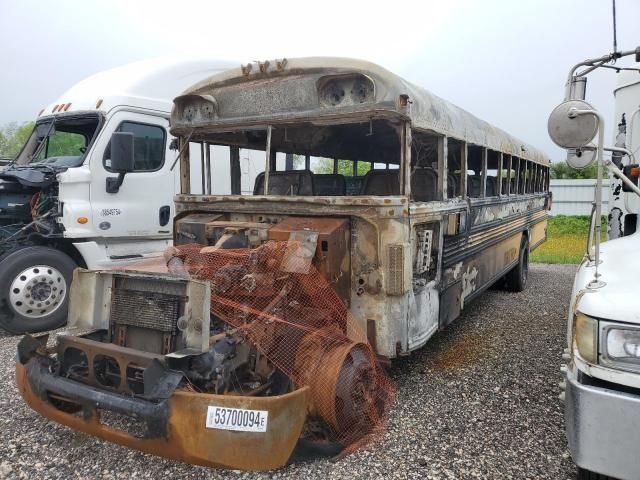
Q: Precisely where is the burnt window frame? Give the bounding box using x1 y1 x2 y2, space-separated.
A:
466 144 484 198
485 149 502 198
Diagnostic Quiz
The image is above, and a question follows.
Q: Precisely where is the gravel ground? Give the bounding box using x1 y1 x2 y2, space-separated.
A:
0 263 577 480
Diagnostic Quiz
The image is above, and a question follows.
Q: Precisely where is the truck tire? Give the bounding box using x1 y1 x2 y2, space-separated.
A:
0 246 76 334
505 235 529 292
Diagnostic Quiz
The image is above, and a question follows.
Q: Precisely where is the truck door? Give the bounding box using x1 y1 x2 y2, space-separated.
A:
88 111 174 241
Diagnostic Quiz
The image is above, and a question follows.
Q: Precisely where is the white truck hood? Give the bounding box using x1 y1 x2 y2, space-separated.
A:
574 232 640 324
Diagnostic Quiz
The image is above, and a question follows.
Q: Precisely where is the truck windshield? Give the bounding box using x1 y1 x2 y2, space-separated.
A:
13 113 101 168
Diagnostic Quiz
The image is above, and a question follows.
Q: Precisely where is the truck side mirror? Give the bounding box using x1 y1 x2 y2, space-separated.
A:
548 100 598 150
106 132 134 193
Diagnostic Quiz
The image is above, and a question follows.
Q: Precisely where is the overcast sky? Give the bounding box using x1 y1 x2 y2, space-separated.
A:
1 0 638 159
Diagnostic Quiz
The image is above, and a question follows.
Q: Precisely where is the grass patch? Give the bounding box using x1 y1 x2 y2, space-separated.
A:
531 215 606 264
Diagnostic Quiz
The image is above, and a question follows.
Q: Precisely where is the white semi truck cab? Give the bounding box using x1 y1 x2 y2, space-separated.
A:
549 48 640 480
0 58 234 333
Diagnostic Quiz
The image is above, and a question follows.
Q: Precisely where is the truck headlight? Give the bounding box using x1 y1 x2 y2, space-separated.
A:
573 313 598 364
601 323 640 371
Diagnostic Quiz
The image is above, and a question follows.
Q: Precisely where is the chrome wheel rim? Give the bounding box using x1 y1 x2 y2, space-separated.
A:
9 265 67 319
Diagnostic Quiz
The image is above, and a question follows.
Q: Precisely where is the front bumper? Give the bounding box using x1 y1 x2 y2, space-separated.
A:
16 358 310 471
565 367 640 479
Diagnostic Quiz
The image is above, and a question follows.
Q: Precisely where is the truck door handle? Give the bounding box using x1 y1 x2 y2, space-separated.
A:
159 205 170 227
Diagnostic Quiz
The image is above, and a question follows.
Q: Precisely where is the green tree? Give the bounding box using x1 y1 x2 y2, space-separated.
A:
0 122 35 159
311 158 372 176
0 121 85 161
550 161 598 179
45 131 85 157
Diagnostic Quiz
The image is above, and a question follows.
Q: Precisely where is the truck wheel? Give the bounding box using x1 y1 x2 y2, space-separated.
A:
577 467 613 480
0 246 76 334
505 235 529 292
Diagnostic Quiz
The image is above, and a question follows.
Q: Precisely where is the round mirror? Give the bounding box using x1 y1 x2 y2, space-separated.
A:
566 146 597 169
548 100 598 149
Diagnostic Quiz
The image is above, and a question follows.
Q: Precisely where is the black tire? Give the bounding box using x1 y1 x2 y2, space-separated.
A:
577 467 614 480
0 246 76 334
505 235 529 292
289 438 344 463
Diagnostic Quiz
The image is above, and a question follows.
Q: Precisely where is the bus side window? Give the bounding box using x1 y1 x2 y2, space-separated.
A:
486 150 501 197
276 152 306 171
545 166 550 191
501 154 511 195
447 138 463 198
466 145 483 198
518 158 526 194
410 131 439 202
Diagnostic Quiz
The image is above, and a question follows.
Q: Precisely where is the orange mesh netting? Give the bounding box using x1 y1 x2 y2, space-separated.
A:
165 240 394 449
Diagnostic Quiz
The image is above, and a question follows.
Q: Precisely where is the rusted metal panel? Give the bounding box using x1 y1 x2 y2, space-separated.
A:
268 216 350 302
179 137 190 194
56 335 162 394
16 361 310 471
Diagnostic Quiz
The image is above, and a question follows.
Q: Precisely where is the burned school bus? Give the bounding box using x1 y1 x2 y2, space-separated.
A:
16 58 550 470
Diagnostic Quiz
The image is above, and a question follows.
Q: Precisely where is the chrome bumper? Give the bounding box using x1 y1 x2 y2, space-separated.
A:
566 367 640 480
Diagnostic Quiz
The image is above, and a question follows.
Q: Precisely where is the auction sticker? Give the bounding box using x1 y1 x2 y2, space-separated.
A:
206 406 268 433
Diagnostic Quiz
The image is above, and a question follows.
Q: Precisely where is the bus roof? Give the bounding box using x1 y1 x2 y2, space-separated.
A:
174 57 550 166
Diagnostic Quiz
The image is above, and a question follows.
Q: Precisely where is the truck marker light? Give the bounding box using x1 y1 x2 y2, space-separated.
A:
64 103 72 111
96 99 103 109
77 217 88 225
574 313 598 364
52 104 59 113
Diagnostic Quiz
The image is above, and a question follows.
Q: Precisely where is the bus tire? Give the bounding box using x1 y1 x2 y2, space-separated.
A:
0 246 76 334
576 467 612 480
505 235 529 292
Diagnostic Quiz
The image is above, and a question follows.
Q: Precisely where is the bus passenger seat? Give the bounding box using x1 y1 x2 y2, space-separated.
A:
501 177 509 194
253 170 315 196
447 173 459 198
313 174 346 196
345 177 364 195
410 168 438 202
467 175 483 197
486 177 498 197
360 170 400 196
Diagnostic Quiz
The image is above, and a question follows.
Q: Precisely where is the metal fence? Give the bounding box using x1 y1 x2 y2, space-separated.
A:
549 179 609 216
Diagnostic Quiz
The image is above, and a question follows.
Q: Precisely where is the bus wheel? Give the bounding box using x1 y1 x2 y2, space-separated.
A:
505 235 529 292
0 247 76 334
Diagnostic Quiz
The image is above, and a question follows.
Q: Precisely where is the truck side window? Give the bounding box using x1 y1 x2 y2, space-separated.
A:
104 122 166 172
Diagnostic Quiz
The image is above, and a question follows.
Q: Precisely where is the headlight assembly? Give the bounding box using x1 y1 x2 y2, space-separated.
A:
573 312 598 364
601 322 640 371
